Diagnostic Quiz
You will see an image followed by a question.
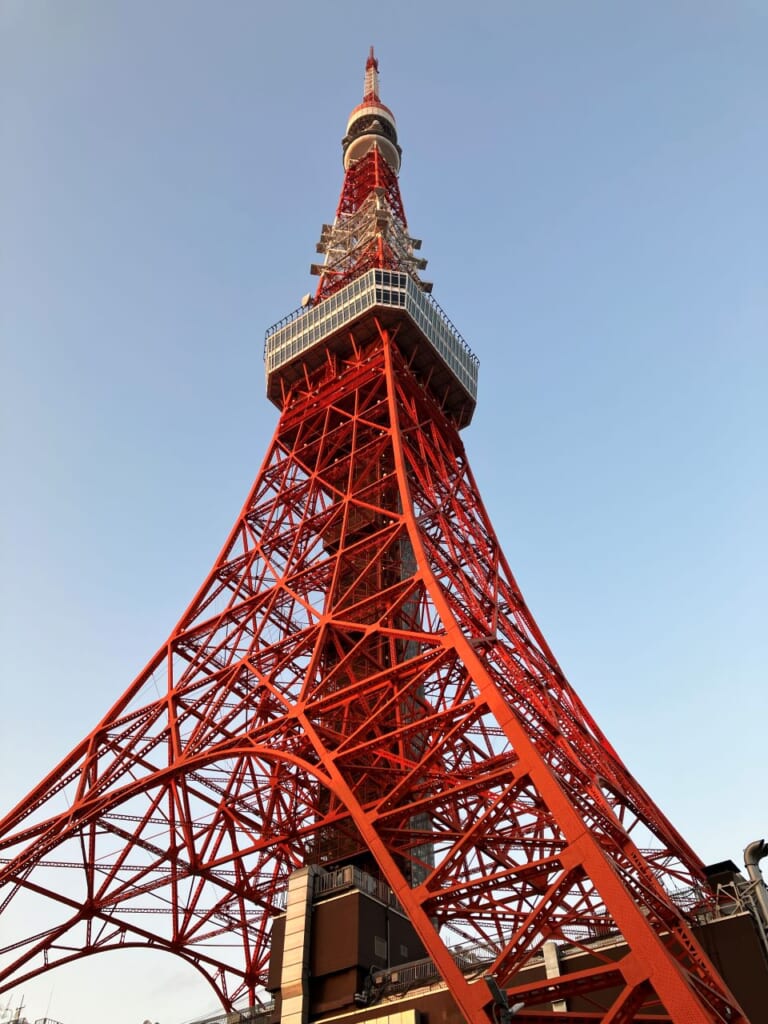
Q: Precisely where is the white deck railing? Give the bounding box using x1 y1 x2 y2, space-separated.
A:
265 270 478 401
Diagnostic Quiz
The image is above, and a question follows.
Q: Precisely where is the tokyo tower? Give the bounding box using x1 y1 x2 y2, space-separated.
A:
0 50 751 1023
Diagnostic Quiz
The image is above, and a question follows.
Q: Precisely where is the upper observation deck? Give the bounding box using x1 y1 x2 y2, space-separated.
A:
265 269 479 428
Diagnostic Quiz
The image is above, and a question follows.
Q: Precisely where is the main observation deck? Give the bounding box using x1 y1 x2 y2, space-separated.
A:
265 270 479 428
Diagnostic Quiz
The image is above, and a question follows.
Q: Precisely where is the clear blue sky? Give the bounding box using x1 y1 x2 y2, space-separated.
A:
1 3 766 1023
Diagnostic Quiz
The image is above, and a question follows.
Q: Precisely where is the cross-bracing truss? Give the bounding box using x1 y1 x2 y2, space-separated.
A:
0 324 746 1023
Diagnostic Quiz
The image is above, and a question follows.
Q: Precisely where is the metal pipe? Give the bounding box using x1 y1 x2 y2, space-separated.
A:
744 838 768 930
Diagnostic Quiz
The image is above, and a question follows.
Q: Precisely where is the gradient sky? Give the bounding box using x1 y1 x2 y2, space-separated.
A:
1 3 766 1024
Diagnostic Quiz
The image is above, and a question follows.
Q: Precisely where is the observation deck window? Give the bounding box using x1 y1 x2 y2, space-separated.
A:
265 269 479 414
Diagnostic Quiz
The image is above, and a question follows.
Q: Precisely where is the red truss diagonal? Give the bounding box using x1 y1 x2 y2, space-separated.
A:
336 145 407 225
314 148 411 303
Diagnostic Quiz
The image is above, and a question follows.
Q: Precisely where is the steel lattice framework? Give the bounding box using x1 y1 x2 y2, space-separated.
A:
0 50 748 1024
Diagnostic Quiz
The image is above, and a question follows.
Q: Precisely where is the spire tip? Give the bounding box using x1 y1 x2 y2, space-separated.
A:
363 46 380 100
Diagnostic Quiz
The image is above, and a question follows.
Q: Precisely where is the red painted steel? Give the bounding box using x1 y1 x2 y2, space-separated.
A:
0 53 749 1024
314 147 408 302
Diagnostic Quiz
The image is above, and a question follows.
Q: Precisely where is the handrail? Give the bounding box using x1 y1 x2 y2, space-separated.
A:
264 269 479 402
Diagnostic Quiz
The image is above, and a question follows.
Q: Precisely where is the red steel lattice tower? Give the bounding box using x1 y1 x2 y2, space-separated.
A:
0 51 749 1023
